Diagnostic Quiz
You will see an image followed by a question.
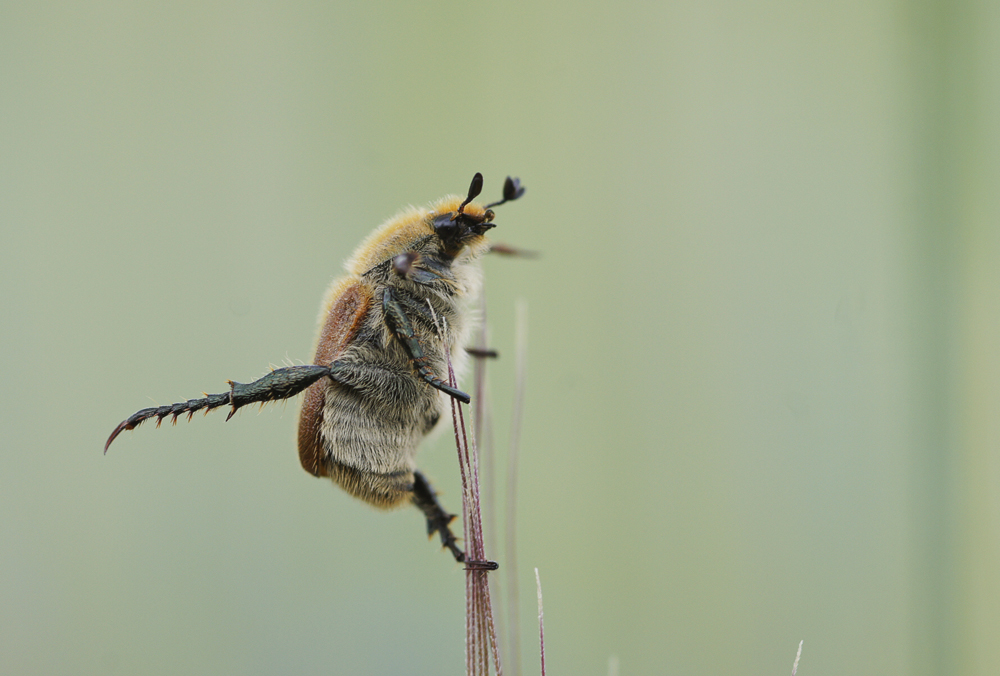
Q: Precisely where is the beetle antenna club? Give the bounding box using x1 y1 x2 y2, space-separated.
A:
457 171 484 216
106 173 526 565
485 176 526 209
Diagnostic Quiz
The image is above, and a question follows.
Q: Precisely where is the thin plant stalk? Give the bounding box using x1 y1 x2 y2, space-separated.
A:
474 297 509 665
534 568 546 676
791 640 803 676
444 333 502 676
505 300 529 675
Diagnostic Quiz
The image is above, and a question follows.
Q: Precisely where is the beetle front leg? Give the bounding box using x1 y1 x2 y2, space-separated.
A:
382 288 470 404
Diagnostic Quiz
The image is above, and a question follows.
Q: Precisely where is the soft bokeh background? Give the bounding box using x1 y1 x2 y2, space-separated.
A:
2 1 998 674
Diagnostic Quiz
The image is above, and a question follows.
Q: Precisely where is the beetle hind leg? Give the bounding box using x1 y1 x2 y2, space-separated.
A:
411 470 463 562
105 364 333 452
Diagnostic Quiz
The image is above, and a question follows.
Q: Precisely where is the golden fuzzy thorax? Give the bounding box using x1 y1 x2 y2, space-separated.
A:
346 196 491 275
315 196 491 332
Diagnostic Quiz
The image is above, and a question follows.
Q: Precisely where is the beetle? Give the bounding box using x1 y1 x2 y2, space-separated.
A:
106 173 525 566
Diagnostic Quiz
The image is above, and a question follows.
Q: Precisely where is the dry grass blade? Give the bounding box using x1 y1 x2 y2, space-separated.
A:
440 299 530 676
443 332 501 676
474 298 514 670
506 300 529 674
535 568 546 676
791 640 803 676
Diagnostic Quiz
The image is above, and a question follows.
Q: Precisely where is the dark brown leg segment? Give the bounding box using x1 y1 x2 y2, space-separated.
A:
411 471 498 570
412 470 465 562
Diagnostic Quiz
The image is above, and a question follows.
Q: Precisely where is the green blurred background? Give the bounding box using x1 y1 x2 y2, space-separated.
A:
2 1 998 674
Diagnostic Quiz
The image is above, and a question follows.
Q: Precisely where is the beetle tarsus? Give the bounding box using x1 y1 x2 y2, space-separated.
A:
464 559 500 571
412 470 484 565
465 347 499 359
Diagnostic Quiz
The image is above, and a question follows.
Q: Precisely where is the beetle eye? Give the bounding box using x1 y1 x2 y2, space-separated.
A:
433 213 461 243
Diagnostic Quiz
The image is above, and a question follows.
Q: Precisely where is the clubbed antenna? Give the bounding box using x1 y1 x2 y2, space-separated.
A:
485 176 526 209
458 172 485 216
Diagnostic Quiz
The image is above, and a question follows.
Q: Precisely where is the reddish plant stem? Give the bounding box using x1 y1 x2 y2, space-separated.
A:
446 338 502 676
